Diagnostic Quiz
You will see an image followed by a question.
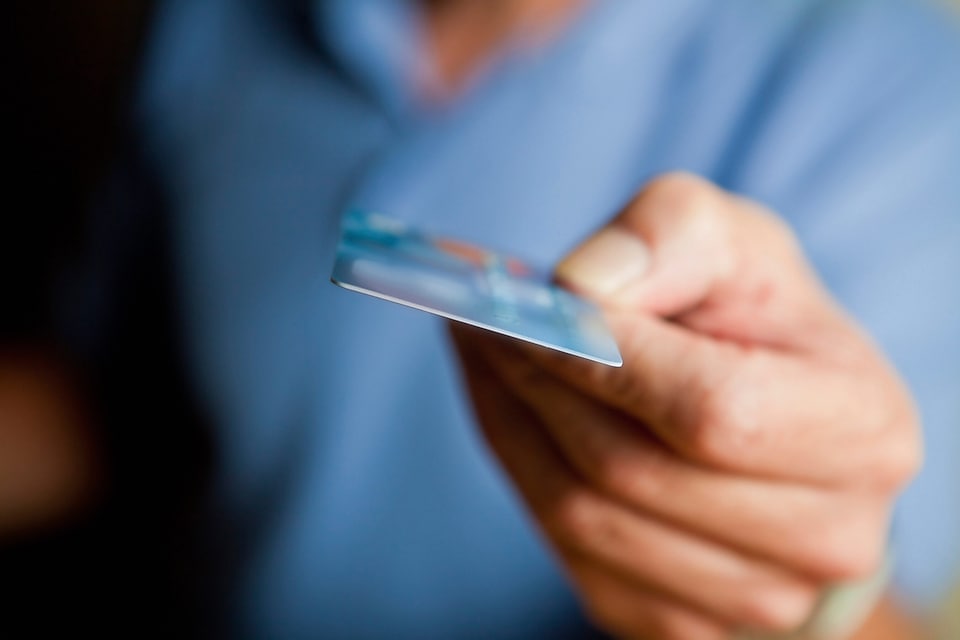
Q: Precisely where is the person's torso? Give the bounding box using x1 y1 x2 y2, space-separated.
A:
130 0 960 636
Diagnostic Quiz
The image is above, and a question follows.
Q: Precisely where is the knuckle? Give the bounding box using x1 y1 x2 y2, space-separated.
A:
643 172 718 220
681 372 762 468
894 436 923 485
746 202 800 250
850 384 924 493
871 427 923 493
739 582 818 633
803 524 885 582
587 447 644 502
645 173 728 242
616 446 669 505
541 489 601 547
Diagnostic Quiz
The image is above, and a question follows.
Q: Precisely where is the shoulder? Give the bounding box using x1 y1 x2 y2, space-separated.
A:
704 0 960 210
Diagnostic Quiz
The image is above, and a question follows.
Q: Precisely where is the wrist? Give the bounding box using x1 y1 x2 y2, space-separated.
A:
737 555 892 640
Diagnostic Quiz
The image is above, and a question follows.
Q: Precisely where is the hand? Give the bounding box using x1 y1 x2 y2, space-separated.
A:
451 174 922 639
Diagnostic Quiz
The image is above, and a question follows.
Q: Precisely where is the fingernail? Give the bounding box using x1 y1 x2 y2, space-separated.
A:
556 227 650 298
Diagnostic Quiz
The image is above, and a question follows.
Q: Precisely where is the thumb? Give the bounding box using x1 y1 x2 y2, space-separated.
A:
556 173 754 318
555 172 842 354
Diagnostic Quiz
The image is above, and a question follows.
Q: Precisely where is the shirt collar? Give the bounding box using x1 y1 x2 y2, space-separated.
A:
312 0 436 119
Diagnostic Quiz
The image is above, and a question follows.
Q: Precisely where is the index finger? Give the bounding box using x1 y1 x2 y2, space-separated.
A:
520 312 916 488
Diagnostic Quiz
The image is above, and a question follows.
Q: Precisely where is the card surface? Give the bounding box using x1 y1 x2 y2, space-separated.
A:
330 210 623 367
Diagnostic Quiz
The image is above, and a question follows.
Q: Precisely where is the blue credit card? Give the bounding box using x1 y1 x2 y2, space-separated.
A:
330 210 622 367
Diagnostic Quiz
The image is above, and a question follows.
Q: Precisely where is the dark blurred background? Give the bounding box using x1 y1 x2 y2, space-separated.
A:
3 3 212 636
5 3 150 338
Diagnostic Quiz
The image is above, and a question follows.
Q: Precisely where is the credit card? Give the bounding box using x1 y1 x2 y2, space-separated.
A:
330 210 622 367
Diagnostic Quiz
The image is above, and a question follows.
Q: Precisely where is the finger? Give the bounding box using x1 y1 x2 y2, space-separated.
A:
556 173 833 347
515 313 918 487
568 560 730 640
453 324 595 531
545 173 919 482
545 477 818 633
483 342 891 582
452 327 818 633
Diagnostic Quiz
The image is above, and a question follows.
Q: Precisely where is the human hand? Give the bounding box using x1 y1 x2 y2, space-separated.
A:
451 174 922 639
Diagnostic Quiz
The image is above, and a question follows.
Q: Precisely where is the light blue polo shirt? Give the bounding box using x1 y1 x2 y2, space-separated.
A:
132 0 960 636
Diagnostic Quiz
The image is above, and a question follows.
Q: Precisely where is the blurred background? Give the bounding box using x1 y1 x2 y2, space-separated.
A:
3 1 959 638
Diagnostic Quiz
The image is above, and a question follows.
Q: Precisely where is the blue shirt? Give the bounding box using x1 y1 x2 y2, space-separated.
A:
122 0 960 636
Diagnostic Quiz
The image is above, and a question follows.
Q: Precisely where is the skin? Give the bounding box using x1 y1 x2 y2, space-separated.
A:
421 0 585 98
451 174 924 639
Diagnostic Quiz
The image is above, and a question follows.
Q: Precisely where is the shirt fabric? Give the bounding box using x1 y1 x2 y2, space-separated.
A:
103 0 960 636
